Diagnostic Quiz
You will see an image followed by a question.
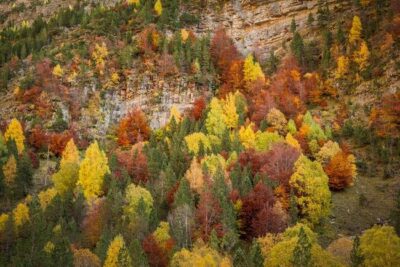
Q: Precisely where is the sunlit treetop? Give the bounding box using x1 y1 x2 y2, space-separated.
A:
154 0 163 16
4 118 25 154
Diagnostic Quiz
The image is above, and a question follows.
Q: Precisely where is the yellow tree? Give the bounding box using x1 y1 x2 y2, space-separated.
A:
77 141 110 201
52 162 79 196
201 154 226 178
170 242 232 267
60 138 80 169
154 0 163 16
5 118 25 154
239 123 256 149
349 16 362 45
184 132 211 155
169 105 182 124
222 92 239 129
185 158 204 193
205 97 227 137
315 140 341 165
264 223 343 267
123 183 154 220
289 155 331 225
104 235 132 267
335 56 349 79
353 41 370 71
285 133 301 150
2 155 17 186
360 226 400 267
91 42 108 75
126 0 139 5
38 188 58 210
243 54 265 86
153 221 172 250
181 29 189 43
13 203 30 230
111 72 120 85
52 64 63 77
266 108 287 134
255 131 283 151
0 213 9 233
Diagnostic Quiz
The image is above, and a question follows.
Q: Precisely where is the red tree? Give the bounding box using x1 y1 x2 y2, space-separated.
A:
81 198 106 247
260 143 300 187
210 27 240 80
195 189 223 241
239 182 286 239
218 59 245 97
249 90 277 124
142 235 168 267
369 92 400 138
117 108 151 147
48 131 73 156
116 143 149 184
238 149 269 176
249 56 307 122
29 125 48 151
189 96 206 121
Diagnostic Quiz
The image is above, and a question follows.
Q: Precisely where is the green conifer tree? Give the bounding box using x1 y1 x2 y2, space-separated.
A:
351 236 364 267
292 227 312 267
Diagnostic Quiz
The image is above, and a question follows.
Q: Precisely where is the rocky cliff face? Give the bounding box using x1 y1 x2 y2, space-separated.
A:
0 0 354 132
195 0 351 59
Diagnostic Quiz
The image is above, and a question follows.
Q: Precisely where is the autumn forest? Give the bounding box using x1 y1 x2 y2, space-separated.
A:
0 0 399 266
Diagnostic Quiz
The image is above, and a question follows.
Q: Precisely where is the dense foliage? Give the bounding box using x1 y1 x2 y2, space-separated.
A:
0 0 399 266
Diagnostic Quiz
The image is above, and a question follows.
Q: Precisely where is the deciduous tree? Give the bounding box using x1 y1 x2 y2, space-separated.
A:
195 189 223 241
170 242 232 266
190 97 206 121
77 141 110 201
154 0 163 16
315 141 342 165
349 16 362 45
335 56 349 79
222 92 239 129
185 158 204 193
5 118 25 154
260 143 300 188
240 182 287 239
289 155 331 225
184 133 211 155
359 226 400 267
52 64 63 77
3 155 17 187
104 235 132 267
205 98 227 137
117 109 151 147
91 42 109 75
82 198 106 247
52 162 79 197
13 202 30 231
243 54 265 88
264 224 342 267
38 188 57 210
353 41 370 71
73 248 101 267
239 123 256 149
324 151 357 190
266 108 287 134
123 183 154 224
60 138 79 168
